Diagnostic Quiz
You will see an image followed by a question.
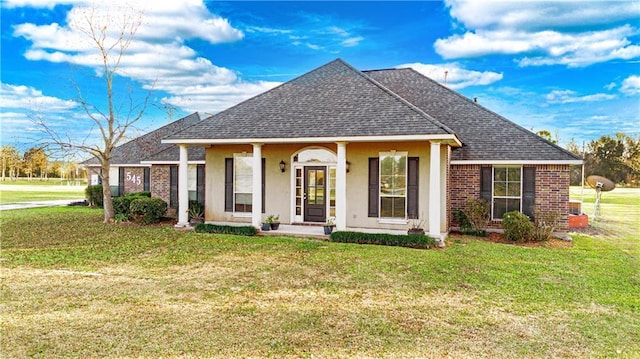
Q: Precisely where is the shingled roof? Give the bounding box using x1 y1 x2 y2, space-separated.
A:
83 112 204 166
365 67 581 162
165 59 459 144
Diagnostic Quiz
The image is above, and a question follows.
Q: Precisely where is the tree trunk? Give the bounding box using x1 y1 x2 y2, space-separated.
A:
101 161 115 223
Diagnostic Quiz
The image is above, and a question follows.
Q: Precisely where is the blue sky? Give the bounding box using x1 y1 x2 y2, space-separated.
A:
1 0 639 156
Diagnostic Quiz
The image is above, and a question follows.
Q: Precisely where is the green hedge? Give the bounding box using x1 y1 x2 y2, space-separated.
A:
329 231 437 249
129 197 168 224
85 185 103 207
113 192 154 220
194 223 258 236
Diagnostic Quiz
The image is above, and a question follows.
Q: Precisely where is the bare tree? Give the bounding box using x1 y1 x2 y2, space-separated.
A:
36 7 151 223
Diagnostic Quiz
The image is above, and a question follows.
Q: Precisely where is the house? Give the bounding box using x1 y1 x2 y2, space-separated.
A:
157 58 581 243
82 112 206 213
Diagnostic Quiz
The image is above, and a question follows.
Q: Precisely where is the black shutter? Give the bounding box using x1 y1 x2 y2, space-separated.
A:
368 157 379 217
224 158 233 212
143 167 150 192
118 167 125 196
262 158 266 214
480 167 492 202
196 164 205 205
522 167 536 220
169 165 178 208
407 157 419 219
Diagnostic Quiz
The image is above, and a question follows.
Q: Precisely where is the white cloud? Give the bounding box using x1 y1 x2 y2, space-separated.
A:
341 36 364 47
545 89 616 104
445 0 639 31
620 75 640 95
605 82 617 91
0 83 78 111
397 62 503 89
10 0 265 116
437 1 640 67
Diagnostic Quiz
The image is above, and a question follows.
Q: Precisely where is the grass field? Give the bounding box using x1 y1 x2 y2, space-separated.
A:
0 179 86 204
1 188 638 358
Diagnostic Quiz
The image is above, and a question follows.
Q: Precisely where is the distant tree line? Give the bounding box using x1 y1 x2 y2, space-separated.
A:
566 133 640 187
0 145 86 181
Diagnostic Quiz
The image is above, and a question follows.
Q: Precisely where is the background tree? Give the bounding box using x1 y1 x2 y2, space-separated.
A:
585 133 639 185
36 7 149 222
536 130 558 144
0 145 21 181
565 138 584 186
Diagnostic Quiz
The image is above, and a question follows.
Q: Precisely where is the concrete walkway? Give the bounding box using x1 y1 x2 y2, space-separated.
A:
0 198 85 211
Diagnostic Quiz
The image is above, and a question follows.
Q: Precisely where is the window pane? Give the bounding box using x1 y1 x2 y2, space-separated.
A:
508 167 521 181
506 198 521 213
380 175 393 195
494 182 506 196
494 167 506 181
506 183 521 196
393 197 405 218
317 170 325 186
493 199 507 219
380 197 393 217
316 188 324 205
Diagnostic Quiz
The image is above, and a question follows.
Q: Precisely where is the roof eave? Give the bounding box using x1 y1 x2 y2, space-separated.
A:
163 134 462 147
451 159 583 165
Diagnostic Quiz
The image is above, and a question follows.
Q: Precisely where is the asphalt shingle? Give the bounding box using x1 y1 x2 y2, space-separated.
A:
166 59 454 141
82 112 204 165
365 67 581 162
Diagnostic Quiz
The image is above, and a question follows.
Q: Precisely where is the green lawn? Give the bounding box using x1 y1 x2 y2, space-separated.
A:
0 180 86 204
1 197 638 358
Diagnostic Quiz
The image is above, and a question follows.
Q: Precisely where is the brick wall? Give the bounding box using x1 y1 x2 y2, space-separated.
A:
151 165 174 216
122 167 146 194
534 164 571 233
449 164 570 235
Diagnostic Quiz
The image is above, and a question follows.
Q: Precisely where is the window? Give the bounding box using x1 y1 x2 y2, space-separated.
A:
492 167 521 219
379 152 407 219
234 154 253 213
224 155 265 213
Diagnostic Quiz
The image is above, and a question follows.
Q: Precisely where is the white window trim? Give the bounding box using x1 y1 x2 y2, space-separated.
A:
491 165 523 221
379 151 408 220
233 153 253 214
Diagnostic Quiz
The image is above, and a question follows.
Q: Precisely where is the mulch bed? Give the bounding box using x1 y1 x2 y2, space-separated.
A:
450 231 573 248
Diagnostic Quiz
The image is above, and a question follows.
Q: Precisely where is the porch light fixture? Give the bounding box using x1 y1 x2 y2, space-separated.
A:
279 160 286 173
346 161 351 173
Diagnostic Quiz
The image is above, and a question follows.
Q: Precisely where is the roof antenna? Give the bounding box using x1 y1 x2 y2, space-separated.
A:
474 97 478 103
444 70 448 86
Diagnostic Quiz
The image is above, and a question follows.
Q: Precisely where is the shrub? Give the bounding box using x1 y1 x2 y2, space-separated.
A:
453 209 472 233
85 185 103 207
129 197 167 224
128 191 151 198
502 211 533 242
194 223 258 236
188 200 204 220
532 210 560 241
329 231 437 249
463 198 490 236
113 192 151 219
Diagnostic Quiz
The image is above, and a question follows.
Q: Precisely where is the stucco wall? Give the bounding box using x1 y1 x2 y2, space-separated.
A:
205 141 448 232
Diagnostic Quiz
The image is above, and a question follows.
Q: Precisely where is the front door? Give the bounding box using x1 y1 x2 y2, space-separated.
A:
304 166 326 222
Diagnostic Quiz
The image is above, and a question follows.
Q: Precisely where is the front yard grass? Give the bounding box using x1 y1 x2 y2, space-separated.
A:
1 200 638 357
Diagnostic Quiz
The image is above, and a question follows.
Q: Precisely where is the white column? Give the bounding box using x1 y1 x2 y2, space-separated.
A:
336 142 347 230
176 144 189 227
252 143 263 228
429 141 441 239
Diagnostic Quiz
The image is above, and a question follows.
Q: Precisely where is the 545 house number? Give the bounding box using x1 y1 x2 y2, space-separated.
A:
126 172 141 185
